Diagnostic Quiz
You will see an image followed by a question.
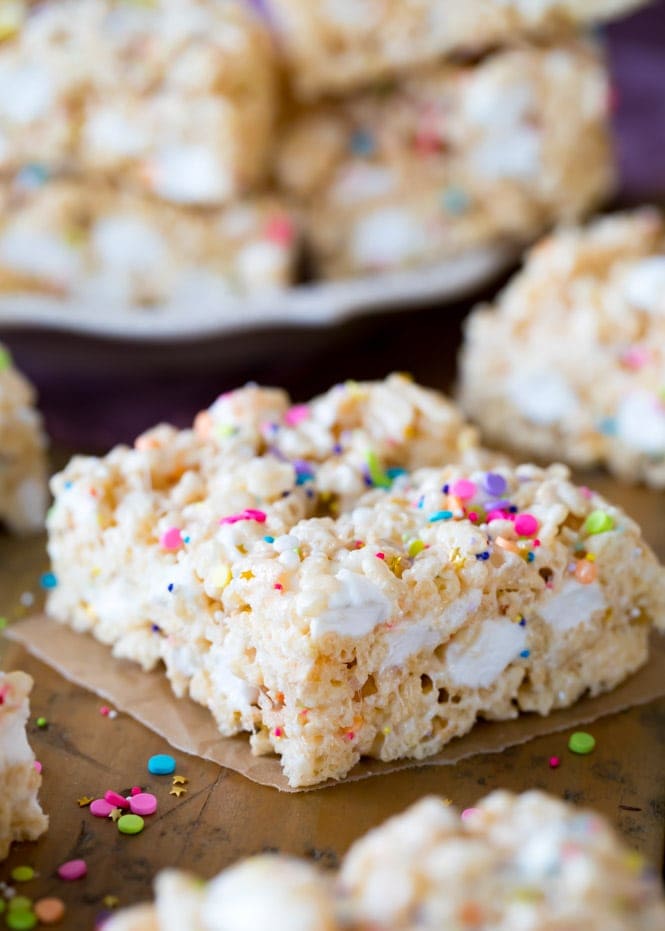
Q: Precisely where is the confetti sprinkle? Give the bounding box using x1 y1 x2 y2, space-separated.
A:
169 785 187 798
104 791 130 810
514 513 539 537
6 911 37 930
172 775 188 786
428 510 453 522
408 539 425 557
35 717 47 729
129 793 157 817
159 527 183 550
77 796 94 808
148 753 176 775
461 808 480 822
57 860 87 881
283 404 309 426
34 898 65 925
365 451 392 489
10 867 34 883
450 479 476 500
219 509 266 526
33 761 42 774
549 756 561 769
108 808 122 823
39 572 57 590
117 814 144 835
568 732 596 755
583 510 614 535
90 799 114 818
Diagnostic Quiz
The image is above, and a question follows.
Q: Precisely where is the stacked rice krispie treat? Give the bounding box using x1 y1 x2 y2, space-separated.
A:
0 0 301 304
0 344 47 534
106 791 665 930
459 209 665 488
0 671 48 861
46 376 665 787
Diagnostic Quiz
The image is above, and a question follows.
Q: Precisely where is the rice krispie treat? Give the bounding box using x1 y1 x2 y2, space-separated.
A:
0 180 299 305
275 40 614 279
0 0 276 205
106 791 665 930
46 378 665 787
0 345 47 533
459 209 665 488
267 0 646 98
0 671 48 861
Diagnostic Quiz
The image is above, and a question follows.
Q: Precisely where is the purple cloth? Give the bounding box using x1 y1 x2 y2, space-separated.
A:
3 0 665 452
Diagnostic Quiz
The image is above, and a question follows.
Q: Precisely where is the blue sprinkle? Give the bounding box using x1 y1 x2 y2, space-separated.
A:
147 753 176 776
167 583 174 593
527 552 536 563
305 489 314 499
474 551 490 560
429 510 453 523
64 480 73 490
40 572 58 590
332 443 343 455
182 535 190 544
263 535 275 543
441 186 470 215
151 624 161 633
520 649 531 658
296 473 314 485
17 162 49 188
509 506 518 513
597 417 618 436
519 617 527 627
386 467 407 480
442 484 450 494
349 128 375 156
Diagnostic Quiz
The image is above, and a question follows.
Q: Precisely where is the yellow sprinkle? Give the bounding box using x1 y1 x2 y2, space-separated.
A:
449 546 466 569
382 726 391 735
172 775 188 786
209 565 231 589
624 851 644 874
103 896 119 909
408 539 425 557
91 567 101 577
240 569 254 581
585 553 596 562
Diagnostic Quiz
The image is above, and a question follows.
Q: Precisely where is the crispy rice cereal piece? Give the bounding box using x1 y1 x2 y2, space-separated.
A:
46 379 665 787
0 344 47 533
0 181 299 304
0 0 276 205
0 671 48 860
106 791 665 931
459 209 665 487
267 0 646 98
275 40 614 279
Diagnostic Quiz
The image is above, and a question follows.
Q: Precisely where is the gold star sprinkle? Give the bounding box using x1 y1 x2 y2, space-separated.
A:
239 569 254 580
169 785 187 798
108 807 122 822
449 546 466 569
77 796 93 807
172 775 188 786
103 896 119 909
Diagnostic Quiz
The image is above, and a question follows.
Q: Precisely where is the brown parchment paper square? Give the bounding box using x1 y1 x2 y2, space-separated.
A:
7 615 665 793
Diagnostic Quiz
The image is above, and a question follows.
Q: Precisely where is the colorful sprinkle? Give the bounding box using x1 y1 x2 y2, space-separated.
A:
514 513 539 537
365 451 392 489
483 473 507 496
283 404 309 426
428 510 453 522
104 791 129 810
35 717 47 729
33 898 66 925
39 572 57 590
0 346 11 372
9 898 33 914
568 731 596 755
441 186 470 215
450 479 476 500
147 754 176 775
57 859 87 881
408 539 425 557
117 814 144 835
6 911 37 930
219 508 266 526
575 559 597 584
33 761 42 774
264 214 295 246
90 799 114 818
549 756 561 769
129 793 158 817
583 510 614 535
461 808 480 822
10 867 34 884
159 527 182 550
209 564 232 590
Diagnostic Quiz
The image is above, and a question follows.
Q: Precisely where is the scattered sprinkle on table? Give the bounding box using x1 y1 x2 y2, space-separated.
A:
90 798 114 818
169 785 187 798
34 898 65 925
10 867 34 883
35 717 47 728
129 793 157 816
9 898 32 913
104 790 129 809
6 910 37 930
549 756 561 769
117 814 144 835
568 732 596 755
148 753 176 775
57 859 87 881
39 572 57 590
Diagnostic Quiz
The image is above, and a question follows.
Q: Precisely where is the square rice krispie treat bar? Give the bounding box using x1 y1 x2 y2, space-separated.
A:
0 671 48 861
459 208 665 488
0 0 276 205
275 40 614 279
106 791 665 931
46 377 665 787
267 0 646 99
0 180 299 305
0 345 47 533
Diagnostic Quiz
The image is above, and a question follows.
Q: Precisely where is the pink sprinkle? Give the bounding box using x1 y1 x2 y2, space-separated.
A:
284 404 309 426
621 346 650 370
274 583 283 591
375 552 385 560
461 807 480 822
467 512 478 523
100 706 109 716
90 798 114 818
533 539 541 548
487 509 510 522
130 786 142 796
274 727 283 738
549 756 561 769
219 508 267 526
450 479 476 500
579 486 593 499
129 792 158 817
34 760 42 774
514 513 539 537
58 859 87 881
160 527 182 550
264 215 295 246
104 790 130 809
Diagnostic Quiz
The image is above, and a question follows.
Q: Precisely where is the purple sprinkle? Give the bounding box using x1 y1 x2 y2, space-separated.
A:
485 499 511 511
483 473 507 496
442 484 450 494
332 444 343 455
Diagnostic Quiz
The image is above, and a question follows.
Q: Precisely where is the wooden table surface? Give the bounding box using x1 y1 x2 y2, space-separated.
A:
1 301 665 928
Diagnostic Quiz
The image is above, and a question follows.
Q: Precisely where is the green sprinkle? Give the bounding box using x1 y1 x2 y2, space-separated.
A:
118 813 144 835
0 346 12 372
583 510 614 535
35 717 47 729
0 901 4 915
11 866 35 883
0 617 7 630
6 911 37 930
9 898 33 913
408 539 425 558
568 731 596 755
365 451 392 489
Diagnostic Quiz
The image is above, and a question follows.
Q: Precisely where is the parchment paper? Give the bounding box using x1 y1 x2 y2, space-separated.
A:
8 615 665 793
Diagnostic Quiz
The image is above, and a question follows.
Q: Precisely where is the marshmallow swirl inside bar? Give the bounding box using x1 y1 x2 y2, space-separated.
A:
276 40 614 280
106 791 665 931
46 378 665 787
0 0 276 205
0 671 48 860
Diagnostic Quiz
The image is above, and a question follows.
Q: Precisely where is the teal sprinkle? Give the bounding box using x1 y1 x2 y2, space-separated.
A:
428 510 453 522
263 535 275 543
597 417 618 436
40 572 58 590
441 187 470 215
527 552 536 563
386 467 407 480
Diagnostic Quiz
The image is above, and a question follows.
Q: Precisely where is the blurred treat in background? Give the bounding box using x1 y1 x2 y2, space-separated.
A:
276 39 614 280
264 0 648 99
